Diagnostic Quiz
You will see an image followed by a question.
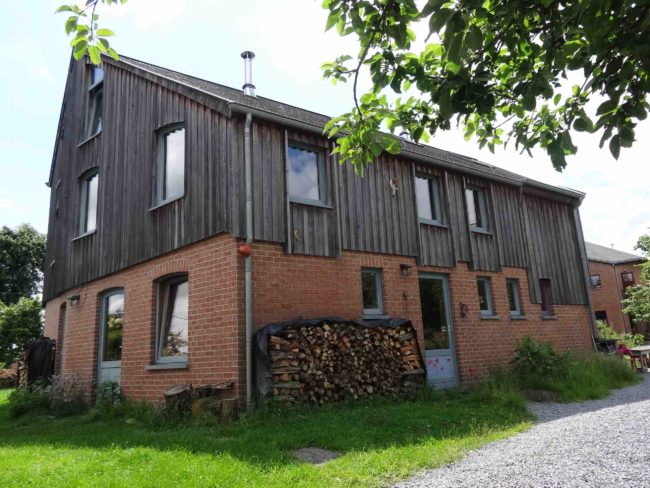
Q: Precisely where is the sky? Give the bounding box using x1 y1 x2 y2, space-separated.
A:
0 0 647 254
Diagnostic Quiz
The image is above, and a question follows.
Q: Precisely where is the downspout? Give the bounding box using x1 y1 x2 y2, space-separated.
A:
244 111 253 411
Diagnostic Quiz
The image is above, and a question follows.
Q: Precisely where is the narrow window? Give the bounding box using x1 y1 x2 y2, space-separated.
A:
539 278 554 317
156 275 189 363
287 143 326 205
79 169 99 235
156 125 185 204
57 303 67 374
477 277 493 316
100 290 124 362
621 272 635 289
415 175 442 224
465 186 488 231
595 311 608 322
361 268 383 316
590 274 602 288
85 66 104 139
506 279 522 316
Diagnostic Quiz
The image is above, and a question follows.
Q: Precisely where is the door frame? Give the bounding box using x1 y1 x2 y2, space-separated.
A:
97 288 124 389
418 272 459 388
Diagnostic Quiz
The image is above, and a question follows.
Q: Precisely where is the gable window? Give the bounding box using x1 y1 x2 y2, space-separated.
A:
361 268 383 316
78 169 99 235
477 277 494 316
85 66 104 140
415 175 442 224
465 186 488 232
156 125 185 204
539 278 554 317
590 274 602 288
506 279 522 316
287 143 326 205
156 275 189 363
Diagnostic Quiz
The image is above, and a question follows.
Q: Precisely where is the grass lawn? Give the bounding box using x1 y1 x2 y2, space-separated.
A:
0 388 531 488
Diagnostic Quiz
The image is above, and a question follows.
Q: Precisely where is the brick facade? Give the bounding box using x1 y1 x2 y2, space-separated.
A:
588 259 645 334
45 235 593 403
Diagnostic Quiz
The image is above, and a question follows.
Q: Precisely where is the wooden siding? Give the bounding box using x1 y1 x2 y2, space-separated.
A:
493 184 528 268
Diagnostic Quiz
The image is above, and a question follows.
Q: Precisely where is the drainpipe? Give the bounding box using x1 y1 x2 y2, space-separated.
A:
244 111 253 411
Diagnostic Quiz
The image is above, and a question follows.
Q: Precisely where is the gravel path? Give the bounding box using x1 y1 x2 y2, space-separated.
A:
396 376 650 488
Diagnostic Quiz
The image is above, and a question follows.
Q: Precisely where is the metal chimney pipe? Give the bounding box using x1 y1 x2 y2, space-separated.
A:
241 51 256 97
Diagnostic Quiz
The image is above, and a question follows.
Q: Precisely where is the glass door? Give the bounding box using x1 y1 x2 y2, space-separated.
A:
97 289 124 387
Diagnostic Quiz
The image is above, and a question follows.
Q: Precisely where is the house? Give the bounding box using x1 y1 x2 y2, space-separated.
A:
42 53 594 403
586 242 646 335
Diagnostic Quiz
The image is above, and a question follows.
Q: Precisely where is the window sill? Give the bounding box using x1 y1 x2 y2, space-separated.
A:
289 197 333 210
149 195 185 211
541 315 558 321
419 219 448 229
470 228 492 236
77 130 102 148
363 314 390 320
145 362 189 371
510 314 527 320
480 315 501 321
71 230 96 242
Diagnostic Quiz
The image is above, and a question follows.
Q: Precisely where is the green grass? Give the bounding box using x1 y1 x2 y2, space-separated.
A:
0 387 531 488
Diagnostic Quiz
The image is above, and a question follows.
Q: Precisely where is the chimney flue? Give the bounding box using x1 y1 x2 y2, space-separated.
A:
241 51 256 97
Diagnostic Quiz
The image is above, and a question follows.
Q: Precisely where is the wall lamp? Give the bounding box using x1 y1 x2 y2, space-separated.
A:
400 264 413 277
68 294 81 306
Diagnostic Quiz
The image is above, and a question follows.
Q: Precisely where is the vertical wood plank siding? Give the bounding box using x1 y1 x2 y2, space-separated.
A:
44 59 588 307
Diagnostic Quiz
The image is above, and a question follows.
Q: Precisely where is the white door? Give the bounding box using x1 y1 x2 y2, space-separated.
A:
97 289 124 386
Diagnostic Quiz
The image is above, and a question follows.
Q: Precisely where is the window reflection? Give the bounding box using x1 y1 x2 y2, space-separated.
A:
288 145 321 201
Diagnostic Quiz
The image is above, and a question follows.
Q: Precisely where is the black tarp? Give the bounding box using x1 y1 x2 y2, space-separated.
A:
253 316 422 399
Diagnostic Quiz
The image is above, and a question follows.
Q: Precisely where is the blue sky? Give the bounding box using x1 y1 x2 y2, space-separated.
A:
0 0 647 253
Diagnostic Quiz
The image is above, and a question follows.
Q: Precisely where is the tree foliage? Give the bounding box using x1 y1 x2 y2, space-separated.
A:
56 0 127 64
322 0 650 175
0 298 43 366
622 231 650 326
0 224 46 305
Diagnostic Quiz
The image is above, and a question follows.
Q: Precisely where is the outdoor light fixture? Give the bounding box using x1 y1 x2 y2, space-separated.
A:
68 294 80 306
459 302 469 317
400 264 412 277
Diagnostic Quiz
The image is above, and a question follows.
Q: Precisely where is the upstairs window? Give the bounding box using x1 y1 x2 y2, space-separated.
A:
156 125 185 204
78 169 98 235
590 274 602 288
85 66 104 140
287 143 326 205
506 279 522 316
465 186 488 232
477 277 494 316
621 272 635 289
156 275 189 363
540 278 554 317
361 268 384 316
415 175 442 224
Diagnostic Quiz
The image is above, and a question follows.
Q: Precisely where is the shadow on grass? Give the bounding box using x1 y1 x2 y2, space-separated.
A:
0 389 530 472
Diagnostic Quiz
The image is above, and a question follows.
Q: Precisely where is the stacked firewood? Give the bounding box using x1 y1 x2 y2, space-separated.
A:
268 322 425 405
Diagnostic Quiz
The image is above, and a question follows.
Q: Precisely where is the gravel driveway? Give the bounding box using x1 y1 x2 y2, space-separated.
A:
396 375 650 488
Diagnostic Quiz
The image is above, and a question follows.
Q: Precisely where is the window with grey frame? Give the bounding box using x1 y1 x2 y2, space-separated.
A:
361 268 384 316
590 274 602 288
156 275 189 364
85 66 104 140
539 278 554 317
415 175 443 224
156 124 186 205
78 169 99 236
100 289 124 363
477 277 494 316
506 279 522 316
287 142 327 206
465 186 488 232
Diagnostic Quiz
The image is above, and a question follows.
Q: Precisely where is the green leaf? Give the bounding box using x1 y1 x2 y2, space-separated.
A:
65 16 78 35
56 5 73 13
596 99 617 116
87 45 101 65
96 28 115 37
445 61 460 75
620 127 635 148
325 11 339 31
428 8 453 34
72 41 87 60
609 135 621 160
466 25 483 51
381 135 401 154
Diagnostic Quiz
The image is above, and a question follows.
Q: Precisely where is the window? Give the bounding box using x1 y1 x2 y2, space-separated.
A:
415 175 442 224
287 143 326 205
595 311 608 322
539 278 554 317
85 66 104 139
361 268 383 316
621 272 635 289
156 275 189 363
506 279 522 316
100 290 124 363
156 125 185 204
590 274 602 288
78 170 99 235
465 186 488 231
477 277 493 316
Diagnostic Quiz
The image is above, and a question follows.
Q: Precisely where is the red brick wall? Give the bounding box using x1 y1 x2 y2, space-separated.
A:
44 236 593 402
588 259 645 334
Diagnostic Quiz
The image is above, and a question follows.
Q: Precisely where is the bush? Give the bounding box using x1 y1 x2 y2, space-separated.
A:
511 335 568 382
96 381 123 411
8 374 87 419
596 320 645 347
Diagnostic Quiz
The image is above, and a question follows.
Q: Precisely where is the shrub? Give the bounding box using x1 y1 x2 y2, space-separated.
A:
8 386 49 419
8 374 87 419
510 335 568 382
596 320 645 347
96 381 123 411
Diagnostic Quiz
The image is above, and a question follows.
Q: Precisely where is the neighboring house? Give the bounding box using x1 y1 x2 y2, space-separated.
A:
43 53 594 403
586 242 646 335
